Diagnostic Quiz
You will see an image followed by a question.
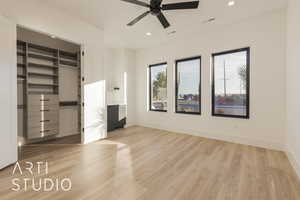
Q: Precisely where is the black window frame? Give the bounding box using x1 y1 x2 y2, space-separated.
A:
148 62 168 112
175 56 201 115
211 47 250 119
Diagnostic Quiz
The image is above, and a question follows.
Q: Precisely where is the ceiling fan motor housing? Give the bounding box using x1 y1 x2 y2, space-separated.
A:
150 0 162 16
150 7 161 16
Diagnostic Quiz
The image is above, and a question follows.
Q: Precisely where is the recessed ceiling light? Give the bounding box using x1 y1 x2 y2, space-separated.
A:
228 1 235 6
146 32 152 36
168 30 176 35
202 17 216 24
50 35 56 39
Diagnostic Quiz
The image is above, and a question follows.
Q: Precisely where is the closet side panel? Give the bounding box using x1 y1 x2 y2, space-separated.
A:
58 54 81 138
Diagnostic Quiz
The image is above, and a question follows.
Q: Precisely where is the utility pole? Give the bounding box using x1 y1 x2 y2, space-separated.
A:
223 60 228 97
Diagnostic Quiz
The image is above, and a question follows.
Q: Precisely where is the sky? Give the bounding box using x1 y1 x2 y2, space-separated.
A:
177 59 200 95
214 51 247 95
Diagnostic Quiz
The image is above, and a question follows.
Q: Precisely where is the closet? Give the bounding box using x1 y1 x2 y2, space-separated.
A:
17 27 82 144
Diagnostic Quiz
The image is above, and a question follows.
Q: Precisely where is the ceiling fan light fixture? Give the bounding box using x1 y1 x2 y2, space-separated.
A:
202 17 216 24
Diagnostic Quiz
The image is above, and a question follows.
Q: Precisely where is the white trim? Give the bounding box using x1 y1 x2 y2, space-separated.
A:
57 132 81 138
138 122 285 151
125 123 137 128
11 21 18 164
286 147 300 180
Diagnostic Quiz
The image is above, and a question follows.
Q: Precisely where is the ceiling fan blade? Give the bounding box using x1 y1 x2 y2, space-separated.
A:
162 1 199 10
121 0 150 8
150 0 162 7
157 12 170 29
127 11 151 26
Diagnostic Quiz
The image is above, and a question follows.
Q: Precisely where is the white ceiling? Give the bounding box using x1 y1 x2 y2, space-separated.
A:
45 0 287 49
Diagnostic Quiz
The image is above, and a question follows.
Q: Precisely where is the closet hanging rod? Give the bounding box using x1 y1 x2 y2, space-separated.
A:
60 101 79 107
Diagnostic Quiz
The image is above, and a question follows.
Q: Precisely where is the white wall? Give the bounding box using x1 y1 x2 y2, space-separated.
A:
286 0 300 177
104 48 136 126
136 10 287 150
0 0 106 144
0 15 17 169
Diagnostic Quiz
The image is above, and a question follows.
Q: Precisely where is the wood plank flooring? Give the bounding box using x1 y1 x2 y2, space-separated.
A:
34 134 81 145
0 126 299 200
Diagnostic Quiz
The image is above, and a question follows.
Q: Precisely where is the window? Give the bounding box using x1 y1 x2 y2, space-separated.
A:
175 56 201 114
149 63 167 112
212 48 250 118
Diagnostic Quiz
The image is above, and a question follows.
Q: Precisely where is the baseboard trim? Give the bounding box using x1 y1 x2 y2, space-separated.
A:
125 123 137 128
138 122 284 151
56 132 80 138
286 148 300 179
0 162 16 171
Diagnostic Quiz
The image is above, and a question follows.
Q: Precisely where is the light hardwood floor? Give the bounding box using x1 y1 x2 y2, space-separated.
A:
0 126 299 200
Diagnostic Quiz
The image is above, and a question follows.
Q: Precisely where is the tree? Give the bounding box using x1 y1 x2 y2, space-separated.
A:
238 64 247 91
153 72 167 99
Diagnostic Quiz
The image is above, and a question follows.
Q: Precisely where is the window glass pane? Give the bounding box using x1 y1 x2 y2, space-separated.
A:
150 64 167 111
176 58 201 114
213 49 249 117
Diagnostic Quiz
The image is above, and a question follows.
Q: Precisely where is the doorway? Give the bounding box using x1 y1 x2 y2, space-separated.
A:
17 26 84 159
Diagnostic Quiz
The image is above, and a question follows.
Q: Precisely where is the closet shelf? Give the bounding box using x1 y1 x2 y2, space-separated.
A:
28 91 58 95
17 49 25 53
17 63 25 68
28 62 58 69
28 83 59 87
18 75 26 79
60 57 78 63
59 50 77 58
60 101 78 107
17 40 26 46
28 43 57 54
28 53 58 61
17 52 26 56
28 72 58 78
60 60 78 67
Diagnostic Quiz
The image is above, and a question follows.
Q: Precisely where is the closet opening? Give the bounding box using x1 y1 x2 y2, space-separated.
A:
17 26 83 158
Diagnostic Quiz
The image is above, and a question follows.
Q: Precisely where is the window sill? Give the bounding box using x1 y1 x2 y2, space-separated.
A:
175 111 201 115
149 110 167 113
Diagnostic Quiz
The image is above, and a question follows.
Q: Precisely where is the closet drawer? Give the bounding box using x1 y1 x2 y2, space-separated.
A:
28 117 58 128
27 128 58 140
28 122 58 130
28 117 59 128
28 94 59 106
28 110 58 119
28 104 59 113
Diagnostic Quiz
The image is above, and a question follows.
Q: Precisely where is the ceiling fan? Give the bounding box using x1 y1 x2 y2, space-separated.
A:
121 0 200 29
